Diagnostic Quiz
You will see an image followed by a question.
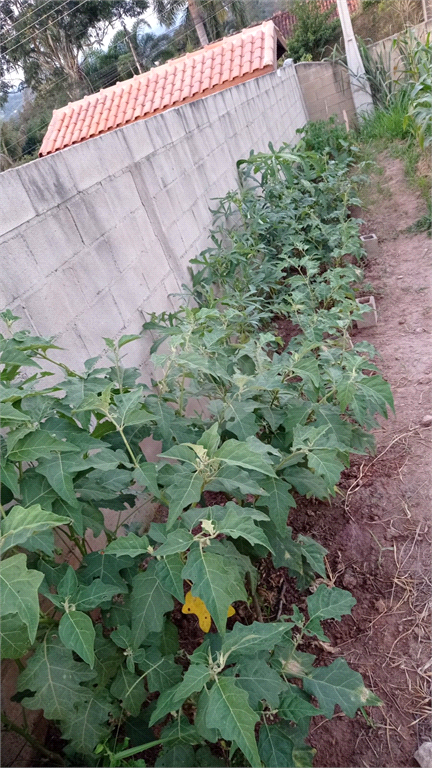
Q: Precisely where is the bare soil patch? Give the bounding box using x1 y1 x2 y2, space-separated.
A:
294 154 432 767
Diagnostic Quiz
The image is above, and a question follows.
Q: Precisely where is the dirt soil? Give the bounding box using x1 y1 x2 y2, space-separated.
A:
287 154 431 768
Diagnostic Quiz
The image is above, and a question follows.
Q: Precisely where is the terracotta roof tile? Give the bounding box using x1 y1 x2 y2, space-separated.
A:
39 21 284 156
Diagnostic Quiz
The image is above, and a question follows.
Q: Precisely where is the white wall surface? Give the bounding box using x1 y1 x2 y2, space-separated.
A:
0 63 308 373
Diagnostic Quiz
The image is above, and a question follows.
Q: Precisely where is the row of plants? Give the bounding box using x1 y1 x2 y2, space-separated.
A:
0 124 393 767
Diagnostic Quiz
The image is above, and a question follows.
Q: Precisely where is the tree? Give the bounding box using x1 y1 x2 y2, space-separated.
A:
0 0 150 98
82 26 176 91
152 0 248 48
286 0 341 62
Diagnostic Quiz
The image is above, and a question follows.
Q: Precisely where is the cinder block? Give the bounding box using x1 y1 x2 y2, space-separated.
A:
163 271 183 311
74 291 124 358
356 296 378 328
23 207 83 274
149 152 179 189
105 215 145 273
139 238 170 293
161 107 188 144
131 159 161 202
67 185 115 245
104 171 142 218
360 233 379 258
177 208 201 252
0 235 42 304
71 238 120 303
110 264 149 324
25 268 87 336
146 112 174 150
16 152 76 215
62 129 132 191
122 118 156 162
54 326 93 371
186 98 210 129
0 169 36 236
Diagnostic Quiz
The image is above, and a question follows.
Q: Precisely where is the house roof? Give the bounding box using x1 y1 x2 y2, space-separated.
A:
272 0 360 40
39 21 286 157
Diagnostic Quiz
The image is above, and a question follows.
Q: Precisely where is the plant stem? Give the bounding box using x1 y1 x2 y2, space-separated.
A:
0 503 7 519
1 712 65 766
247 572 263 622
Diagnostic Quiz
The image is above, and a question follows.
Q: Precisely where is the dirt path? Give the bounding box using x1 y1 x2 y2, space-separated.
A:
295 154 432 767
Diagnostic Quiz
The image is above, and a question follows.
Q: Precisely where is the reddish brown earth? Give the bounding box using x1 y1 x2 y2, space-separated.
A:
291 155 431 768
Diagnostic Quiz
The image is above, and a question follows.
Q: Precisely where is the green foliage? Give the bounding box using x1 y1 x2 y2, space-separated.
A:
286 0 341 63
0 130 388 766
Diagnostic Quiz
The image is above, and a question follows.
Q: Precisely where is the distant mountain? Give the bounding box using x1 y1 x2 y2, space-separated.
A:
0 89 25 121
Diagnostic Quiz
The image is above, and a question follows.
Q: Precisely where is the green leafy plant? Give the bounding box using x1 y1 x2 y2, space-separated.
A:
0 129 391 767
285 0 341 62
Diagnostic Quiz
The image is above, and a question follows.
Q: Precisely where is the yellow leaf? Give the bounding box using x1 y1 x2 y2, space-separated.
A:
181 592 235 633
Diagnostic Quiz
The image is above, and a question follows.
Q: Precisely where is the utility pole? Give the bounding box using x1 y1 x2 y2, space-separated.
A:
121 21 142 74
336 0 374 117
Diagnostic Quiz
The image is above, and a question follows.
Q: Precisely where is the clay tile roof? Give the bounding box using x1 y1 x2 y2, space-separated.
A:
39 20 285 157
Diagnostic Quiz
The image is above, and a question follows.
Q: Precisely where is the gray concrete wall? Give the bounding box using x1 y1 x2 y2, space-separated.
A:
295 61 357 127
367 19 432 78
0 62 307 375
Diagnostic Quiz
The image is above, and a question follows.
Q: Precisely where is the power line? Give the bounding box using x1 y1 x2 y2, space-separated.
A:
3 0 76 45
5 0 96 56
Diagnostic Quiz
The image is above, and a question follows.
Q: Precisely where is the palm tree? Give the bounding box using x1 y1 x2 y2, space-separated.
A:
152 0 249 48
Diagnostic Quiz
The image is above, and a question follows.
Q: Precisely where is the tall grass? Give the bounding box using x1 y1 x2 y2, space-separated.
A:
357 88 413 141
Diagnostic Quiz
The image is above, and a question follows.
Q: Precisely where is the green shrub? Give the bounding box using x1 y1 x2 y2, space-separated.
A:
286 0 341 62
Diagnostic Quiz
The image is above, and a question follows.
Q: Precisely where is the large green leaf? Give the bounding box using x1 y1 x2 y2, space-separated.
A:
131 563 174 646
18 633 96 721
235 656 286 709
214 440 276 477
305 585 356 640
0 554 43 642
207 677 261 768
306 449 345 488
303 658 382 718
61 688 115 756
155 744 196 767
155 554 185 603
104 533 150 558
59 611 95 668
216 505 273 552
79 552 130 593
182 543 247 634
0 613 31 659
165 472 203 530
222 621 290 663
7 431 79 461
150 663 211 725
110 665 146 716
195 687 219 742
278 685 322 722
0 504 71 555
258 477 296 535
155 529 194 556
35 454 90 506
140 648 183 693
0 402 32 425
258 721 315 768
75 579 124 611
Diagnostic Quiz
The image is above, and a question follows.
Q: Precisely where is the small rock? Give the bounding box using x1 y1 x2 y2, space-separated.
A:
421 415 432 427
397 275 404 279
342 569 357 590
416 327 424 334
375 598 386 614
398 318 405 324
414 742 432 768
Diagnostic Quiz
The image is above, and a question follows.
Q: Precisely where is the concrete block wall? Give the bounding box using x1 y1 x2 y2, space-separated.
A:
0 62 307 374
295 61 356 127
367 19 432 78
